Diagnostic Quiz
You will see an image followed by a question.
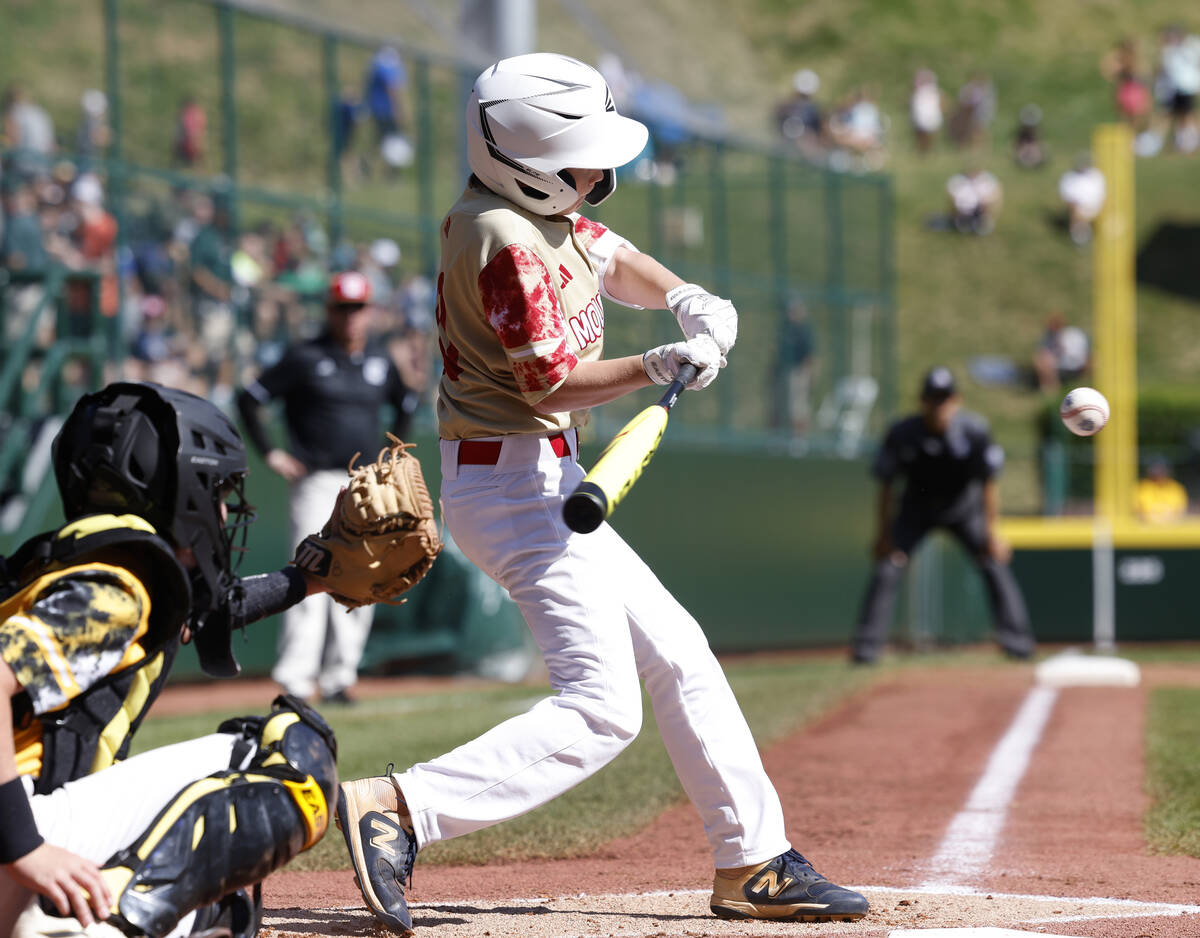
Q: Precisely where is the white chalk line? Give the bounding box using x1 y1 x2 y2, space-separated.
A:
878 885 1200 919
921 684 1059 888
281 886 1200 916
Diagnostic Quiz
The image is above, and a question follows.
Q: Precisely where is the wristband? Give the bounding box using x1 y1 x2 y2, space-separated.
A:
0 775 44 863
236 567 310 623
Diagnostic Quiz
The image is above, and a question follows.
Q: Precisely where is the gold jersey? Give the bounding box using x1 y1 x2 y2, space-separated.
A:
435 183 634 439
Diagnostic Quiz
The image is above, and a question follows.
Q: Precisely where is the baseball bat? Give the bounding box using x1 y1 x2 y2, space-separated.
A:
562 362 698 534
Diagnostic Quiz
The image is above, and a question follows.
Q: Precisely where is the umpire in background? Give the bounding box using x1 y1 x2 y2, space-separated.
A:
237 270 418 703
850 366 1035 664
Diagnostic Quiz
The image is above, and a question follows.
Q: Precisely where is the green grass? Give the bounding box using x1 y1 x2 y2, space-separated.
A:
131 655 874 870
1145 687 1200 857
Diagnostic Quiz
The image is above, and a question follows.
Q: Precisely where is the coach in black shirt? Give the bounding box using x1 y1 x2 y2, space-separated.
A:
237 271 418 702
849 366 1035 664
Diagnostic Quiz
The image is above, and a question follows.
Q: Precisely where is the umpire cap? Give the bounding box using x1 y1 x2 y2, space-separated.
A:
327 270 372 307
920 366 957 401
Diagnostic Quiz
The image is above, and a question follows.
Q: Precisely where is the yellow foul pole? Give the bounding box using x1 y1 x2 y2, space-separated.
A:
1091 124 1137 522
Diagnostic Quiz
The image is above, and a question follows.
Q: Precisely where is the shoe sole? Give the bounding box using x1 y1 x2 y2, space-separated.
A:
336 783 414 936
711 900 867 922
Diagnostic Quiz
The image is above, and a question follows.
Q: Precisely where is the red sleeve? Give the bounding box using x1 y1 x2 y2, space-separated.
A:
478 244 578 395
572 215 610 251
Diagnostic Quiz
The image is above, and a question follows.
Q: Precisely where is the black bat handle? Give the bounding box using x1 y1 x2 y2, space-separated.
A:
658 362 698 410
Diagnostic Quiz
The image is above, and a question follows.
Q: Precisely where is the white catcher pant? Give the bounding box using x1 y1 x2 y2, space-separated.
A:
0 733 240 936
395 434 789 870
273 468 375 698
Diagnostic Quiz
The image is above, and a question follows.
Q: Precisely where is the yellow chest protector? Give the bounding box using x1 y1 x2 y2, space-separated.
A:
2 514 191 792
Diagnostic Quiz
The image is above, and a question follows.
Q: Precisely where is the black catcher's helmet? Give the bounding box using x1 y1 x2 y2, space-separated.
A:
52 382 255 676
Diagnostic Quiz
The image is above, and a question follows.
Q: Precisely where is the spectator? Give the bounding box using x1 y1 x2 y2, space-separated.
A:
0 181 49 276
172 96 207 168
2 84 55 179
950 73 996 149
387 273 435 395
187 191 236 390
271 214 329 316
126 293 199 393
909 68 946 154
630 80 691 183
331 86 363 182
828 86 886 169
1012 104 1048 169
236 271 418 706
946 165 1003 234
1058 152 1106 245
1033 312 1090 393
775 68 825 160
850 367 1035 664
0 181 51 347
65 172 120 321
360 237 400 308
363 46 410 174
1135 457 1189 522
1156 24 1200 153
780 297 816 436
1100 37 1153 135
75 89 110 168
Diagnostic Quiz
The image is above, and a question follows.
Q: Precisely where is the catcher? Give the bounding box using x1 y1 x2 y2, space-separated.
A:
1 381 437 938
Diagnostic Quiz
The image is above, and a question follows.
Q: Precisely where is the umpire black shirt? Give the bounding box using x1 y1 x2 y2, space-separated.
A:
872 411 1004 518
238 331 417 471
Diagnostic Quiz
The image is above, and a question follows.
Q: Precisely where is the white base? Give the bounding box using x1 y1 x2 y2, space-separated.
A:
1034 650 1141 688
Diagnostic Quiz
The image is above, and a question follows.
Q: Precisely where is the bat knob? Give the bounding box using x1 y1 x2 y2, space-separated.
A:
563 483 608 534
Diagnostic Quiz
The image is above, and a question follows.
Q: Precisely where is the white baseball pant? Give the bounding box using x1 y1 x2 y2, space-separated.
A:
395 434 790 870
272 468 374 699
1 733 240 937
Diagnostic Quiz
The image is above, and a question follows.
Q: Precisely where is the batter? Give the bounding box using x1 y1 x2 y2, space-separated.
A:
336 53 868 933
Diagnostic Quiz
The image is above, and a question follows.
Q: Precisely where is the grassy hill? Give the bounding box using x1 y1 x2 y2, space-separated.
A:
5 0 1199 510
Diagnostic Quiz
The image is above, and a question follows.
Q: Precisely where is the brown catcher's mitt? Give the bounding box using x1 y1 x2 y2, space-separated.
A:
292 434 442 609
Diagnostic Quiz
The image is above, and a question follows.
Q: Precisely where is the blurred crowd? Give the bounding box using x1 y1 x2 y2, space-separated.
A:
773 22 1199 245
1 79 436 425
1 37 741 429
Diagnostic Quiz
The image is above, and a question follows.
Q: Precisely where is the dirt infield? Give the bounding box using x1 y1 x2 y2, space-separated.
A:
166 657 1200 937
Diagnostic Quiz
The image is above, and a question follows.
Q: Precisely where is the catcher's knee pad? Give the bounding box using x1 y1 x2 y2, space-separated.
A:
100 696 337 938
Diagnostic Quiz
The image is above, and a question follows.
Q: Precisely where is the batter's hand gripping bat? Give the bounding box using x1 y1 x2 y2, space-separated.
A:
562 363 698 534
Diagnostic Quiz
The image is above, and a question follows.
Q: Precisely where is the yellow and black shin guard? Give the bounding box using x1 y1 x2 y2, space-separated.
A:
100 696 337 938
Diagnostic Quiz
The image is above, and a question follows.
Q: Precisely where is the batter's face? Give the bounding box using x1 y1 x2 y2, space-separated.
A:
562 167 606 213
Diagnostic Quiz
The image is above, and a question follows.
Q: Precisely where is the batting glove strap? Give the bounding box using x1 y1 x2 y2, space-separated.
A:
666 283 738 355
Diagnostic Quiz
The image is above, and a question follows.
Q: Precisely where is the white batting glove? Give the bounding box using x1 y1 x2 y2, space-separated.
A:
666 283 738 356
642 334 724 390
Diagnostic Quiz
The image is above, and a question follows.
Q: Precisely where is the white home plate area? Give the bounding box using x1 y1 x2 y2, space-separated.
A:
260 887 1200 938
258 659 1200 938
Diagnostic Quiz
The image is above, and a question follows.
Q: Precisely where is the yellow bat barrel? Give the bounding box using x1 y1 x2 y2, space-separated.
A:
563 404 670 533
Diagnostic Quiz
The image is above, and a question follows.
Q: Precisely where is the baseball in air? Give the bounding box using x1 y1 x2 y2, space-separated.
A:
1060 387 1110 436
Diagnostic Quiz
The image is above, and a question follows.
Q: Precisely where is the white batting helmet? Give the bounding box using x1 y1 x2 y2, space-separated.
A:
466 53 649 215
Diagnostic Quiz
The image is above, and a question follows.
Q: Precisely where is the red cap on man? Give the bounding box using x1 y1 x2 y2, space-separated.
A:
327 271 372 306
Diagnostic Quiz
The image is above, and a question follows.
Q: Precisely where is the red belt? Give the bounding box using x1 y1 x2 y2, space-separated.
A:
458 431 573 466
